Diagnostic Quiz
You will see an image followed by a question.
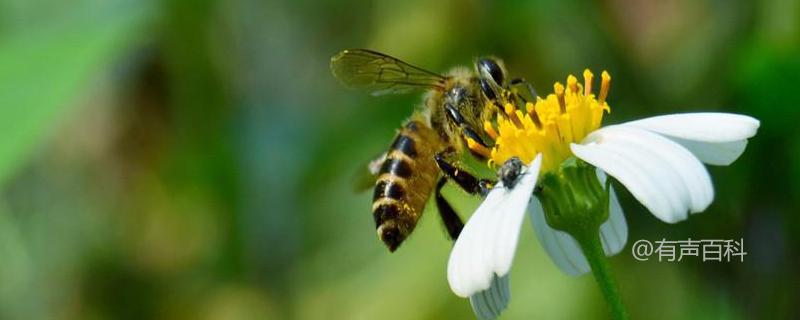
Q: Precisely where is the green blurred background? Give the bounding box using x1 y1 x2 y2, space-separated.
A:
0 0 797 319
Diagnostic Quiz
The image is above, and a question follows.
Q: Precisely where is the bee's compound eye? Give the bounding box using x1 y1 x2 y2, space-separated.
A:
479 78 497 100
478 58 504 85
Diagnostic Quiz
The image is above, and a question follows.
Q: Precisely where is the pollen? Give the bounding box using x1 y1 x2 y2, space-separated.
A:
467 137 492 159
470 69 612 173
483 121 499 140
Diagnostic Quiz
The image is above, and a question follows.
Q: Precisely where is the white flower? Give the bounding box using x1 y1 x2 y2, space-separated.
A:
450 70 760 319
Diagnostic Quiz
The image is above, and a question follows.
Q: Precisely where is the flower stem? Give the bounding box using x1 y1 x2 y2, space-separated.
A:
537 158 628 319
575 232 628 320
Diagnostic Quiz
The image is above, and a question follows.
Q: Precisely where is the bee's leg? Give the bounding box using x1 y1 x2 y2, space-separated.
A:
479 78 506 112
434 150 494 196
445 104 491 149
507 78 546 127
435 177 464 240
510 77 538 99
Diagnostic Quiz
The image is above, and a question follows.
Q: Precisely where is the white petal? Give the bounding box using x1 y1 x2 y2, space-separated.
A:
593 170 629 256
528 171 628 276
469 274 510 320
661 137 748 166
622 113 759 165
447 154 542 297
599 185 628 255
571 125 713 223
528 197 589 276
622 113 759 143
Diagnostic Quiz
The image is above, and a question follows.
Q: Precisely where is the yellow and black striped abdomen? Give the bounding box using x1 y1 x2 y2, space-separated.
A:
372 120 442 251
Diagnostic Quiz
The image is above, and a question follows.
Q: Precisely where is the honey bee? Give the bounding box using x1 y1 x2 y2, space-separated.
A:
331 49 534 252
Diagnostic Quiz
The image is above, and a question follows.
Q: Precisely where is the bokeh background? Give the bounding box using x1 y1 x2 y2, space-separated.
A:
0 0 797 319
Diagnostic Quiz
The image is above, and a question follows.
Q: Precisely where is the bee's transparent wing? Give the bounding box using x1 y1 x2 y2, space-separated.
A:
351 152 386 192
330 49 446 96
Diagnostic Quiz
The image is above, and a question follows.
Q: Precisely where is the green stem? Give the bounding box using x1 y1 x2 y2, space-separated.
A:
575 232 628 320
538 158 628 319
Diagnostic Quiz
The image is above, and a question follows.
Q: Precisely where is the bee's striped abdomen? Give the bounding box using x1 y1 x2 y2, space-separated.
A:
372 120 441 252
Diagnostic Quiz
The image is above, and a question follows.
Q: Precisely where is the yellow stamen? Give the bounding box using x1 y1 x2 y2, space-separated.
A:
554 82 566 113
483 121 499 140
467 138 492 158
504 103 515 116
583 69 594 96
525 102 542 128
504 103 524 128
567 75 579 93
480 69 613 173
599 71 611 103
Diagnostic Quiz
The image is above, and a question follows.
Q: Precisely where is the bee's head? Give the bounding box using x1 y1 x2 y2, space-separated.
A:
476 57 507 101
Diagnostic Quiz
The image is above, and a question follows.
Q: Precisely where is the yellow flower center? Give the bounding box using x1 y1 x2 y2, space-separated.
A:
468 69 612 173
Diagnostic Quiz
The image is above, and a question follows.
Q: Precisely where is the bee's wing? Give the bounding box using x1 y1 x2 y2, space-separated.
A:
351 152 386 192
331 49 447 96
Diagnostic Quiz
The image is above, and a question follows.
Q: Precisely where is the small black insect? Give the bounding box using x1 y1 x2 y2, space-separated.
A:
498 157 525 189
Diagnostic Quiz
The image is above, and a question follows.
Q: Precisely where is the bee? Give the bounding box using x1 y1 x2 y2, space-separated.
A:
331 49 534 252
